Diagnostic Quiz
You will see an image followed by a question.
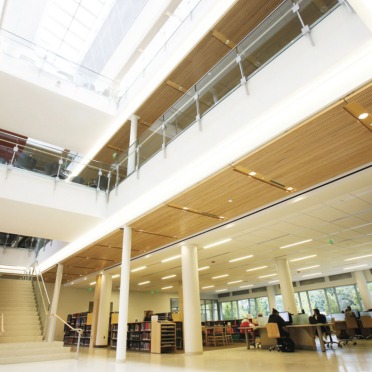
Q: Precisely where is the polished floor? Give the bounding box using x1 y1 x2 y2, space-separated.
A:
0 340 371 372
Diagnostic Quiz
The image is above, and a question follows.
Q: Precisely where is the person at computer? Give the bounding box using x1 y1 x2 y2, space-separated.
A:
268 308 288 337
310 308 328 339
344 306 356 318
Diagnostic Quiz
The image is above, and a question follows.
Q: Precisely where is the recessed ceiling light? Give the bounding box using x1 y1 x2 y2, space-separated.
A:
112 274 120 278
280 239 312 249
248 171 256 176
212 274 229 279
297 265 320 271
343 264 368 270
227 280 243 284
161 255 181 263
198 266 210 271
161 274 176 280
131 266 146 272
344 254 372 261
229 255 253 263
71 282 74 285
225 223 234 229
228 199 233 203
246 266 268 272
302 272 322 278
290 255 317 262
138 281 150 285
203 238 232 249
161 286 173 290
145 254 151 258
215 289 228 293
358 112 368 119
240 284 253 288
83 277 87 280
89 281 96 285
258 273 277 278
202 285 215 289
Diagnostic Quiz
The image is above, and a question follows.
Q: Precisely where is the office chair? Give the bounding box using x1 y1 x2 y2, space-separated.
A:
339 317 359 346
360 315 372 339
323 323 341 348
266 323 282 351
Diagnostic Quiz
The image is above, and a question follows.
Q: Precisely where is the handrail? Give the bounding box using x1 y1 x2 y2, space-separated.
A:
0 313 5 335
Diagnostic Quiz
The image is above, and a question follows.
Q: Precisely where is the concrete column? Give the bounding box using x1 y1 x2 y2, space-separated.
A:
116 226 131 362
275 257 297 314
354 270 372 310
266 285 277 312
181 244 203 355
46 263 63 341
348 0 372 33
127 114 139 175
95 272 112 346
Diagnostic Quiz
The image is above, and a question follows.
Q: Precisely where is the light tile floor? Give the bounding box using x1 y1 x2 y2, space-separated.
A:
0 340 371 372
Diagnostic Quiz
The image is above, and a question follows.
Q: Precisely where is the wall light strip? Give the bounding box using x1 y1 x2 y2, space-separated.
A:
212 274 229 279
161 274 176 280
161 255 181 263
138 281 150 285
246 266 267 272
229 255 253 263
343 264 368 270
131 266 146 272
345 254 372 261
280 239 312 249
203 238 232 249
290 255 317 262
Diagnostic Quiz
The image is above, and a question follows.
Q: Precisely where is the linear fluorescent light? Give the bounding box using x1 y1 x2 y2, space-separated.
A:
138 281 150 285
246 266 267 272
280 239 312 249
202 285 215 289
290 255 317 262
240 284 253 288
268 280 279 283
227 280 243 284
198 266 210 271
131 266 146 272
89 281 96 285
258 273 277 278
161 255 181 263
161 286 173 290
212 274 229 279
297 265 320 271
203 238 232 249
112 274 120 278
161 274 176 280
215 289 228 293
345 254 372 261
302 272 322 278
229 255 253 263
343 264 368 270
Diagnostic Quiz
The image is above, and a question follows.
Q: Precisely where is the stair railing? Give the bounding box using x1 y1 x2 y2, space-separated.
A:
30 262 83 359
0 313 4 335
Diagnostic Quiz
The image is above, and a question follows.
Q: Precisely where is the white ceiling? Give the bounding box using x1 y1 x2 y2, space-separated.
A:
67 166 372 295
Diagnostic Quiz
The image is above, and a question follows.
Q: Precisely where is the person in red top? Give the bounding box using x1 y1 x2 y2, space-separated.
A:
240 315 253 341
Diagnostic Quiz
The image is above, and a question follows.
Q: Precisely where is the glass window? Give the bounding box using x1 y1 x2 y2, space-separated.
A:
213 301 219 321
205 300 213 322
308 289 327 313
237 299 249 319
294 293 301 313
256 296 270 316
299 292 311 316
249 298 257 316
368 282 372 295
200 300 206 323
221 302 232 320
325 287 340 314
335 285 362 312
275 295 283 311
231 301 238 320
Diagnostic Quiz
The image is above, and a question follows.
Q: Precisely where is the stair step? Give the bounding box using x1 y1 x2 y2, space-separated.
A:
0 345 70 357
3 323 41 331
0 335 43 343
2 329 42 336
0 341 64 350
0 352 73 365
1 311 39 317
0 307 37 313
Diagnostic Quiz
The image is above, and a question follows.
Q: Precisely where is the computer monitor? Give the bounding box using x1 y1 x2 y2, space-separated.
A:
279 311 291 323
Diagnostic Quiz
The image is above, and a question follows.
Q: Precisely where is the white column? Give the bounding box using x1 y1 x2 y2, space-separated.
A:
181 244 203 355
354 270 372 310
127 114 139 175
95 272 112 346
275 257 297 314
266 285 277 312
348 0 372 33
90 274 102 347
116 226 131 362
46 264 63 342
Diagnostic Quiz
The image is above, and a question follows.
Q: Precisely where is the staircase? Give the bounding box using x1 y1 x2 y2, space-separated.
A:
0 277 73 364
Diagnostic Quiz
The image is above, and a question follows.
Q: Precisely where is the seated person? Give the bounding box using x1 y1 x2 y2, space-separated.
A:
268 308 289 337
309 308 329 338
345 305 356 318
240 315 253 340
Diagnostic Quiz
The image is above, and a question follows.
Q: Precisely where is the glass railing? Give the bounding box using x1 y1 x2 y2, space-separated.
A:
0 28 120 101
0 0 340 194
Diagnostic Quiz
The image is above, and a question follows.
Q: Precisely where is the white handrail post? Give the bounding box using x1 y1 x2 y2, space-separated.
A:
76 330 82 359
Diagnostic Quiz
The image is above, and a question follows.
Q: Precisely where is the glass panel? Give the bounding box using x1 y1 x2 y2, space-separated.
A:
221 302 232 320
212 301 219 321
294 293 302 313
275 295 283 312
137 119 163 167
200 300 206 323
325 287 340 314
237 299 249 319
335 285 361 312
298 0 340 28
231 301 238 320
256 296 270 316
238 1 300 79
205 300 213 322
195 51 241 117
249 298 257 315
299 292 311 315
368 282 372 295
308 289 327 313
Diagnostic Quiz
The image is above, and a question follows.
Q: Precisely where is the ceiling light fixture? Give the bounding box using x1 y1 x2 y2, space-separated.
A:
112 274 120 278
161 255 181 263
268 280 279 283
202 285 215 289
212 274 229 279
203 238 232 249
161 286 173 290
89 281 96 285
297 265 320 271
229 255 253 263
258 273 277 278
138 281 150 285
198 266 210 271
246 266 268 272
161 274 177 280
344 101 372 132
280 239 313 249
227 280 243 284
290 255 317 262
131 266 146 272
344 254 372 261
302 272 322 278
240 284 253 288
343 264 368 270
215 289 228 293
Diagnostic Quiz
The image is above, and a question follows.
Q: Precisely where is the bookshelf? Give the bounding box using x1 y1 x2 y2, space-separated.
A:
110 312 119 349
151 322 176 354
63 312 92 346
127 321 152 352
